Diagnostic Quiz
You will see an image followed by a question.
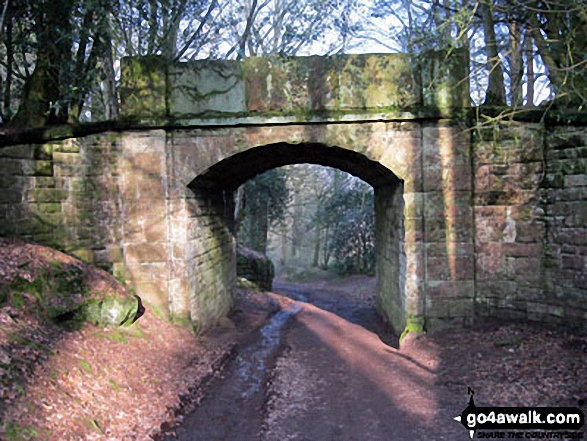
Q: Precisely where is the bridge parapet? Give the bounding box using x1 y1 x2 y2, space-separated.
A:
120 49 469 123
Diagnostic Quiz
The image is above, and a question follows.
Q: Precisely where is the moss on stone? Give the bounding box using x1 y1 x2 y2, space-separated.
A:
3 422 45 441
119 56 168 118
7 262 143 328
236 245 274 291
170 313 193 328
400 315 425 342
237 276 262 291
552 306 565 317
31 160 53 176
79 296 140 327
70 248 93 263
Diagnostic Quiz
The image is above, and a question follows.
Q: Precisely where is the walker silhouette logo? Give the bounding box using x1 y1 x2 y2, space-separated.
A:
453 388 585 439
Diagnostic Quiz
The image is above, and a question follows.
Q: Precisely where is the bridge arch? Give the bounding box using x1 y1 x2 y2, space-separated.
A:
161 122 430 333
2 52 583 334
188 141 405 330
189 142 401 190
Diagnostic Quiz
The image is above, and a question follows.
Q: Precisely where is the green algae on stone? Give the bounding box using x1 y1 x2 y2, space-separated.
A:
236 245 275 291
79 295 142 327
6 259 145 328
399 315 425 342
119 56 168 119
237 276 262 292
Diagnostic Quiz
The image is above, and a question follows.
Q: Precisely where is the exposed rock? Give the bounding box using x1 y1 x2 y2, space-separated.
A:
237 276 262 291
236 245 274 291
0 238 144 328
217 316 236 329
79 295 144 327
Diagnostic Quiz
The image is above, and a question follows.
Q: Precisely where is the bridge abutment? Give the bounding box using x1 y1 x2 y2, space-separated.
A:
1 52 585 333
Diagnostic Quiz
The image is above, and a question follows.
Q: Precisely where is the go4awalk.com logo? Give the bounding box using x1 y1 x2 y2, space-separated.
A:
454 388 585 439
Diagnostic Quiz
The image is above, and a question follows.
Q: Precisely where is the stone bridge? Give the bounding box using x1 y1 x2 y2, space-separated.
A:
1 51 585 334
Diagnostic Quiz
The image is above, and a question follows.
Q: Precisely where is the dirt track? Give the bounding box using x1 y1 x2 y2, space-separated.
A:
166 276 586 441
169 278 463 440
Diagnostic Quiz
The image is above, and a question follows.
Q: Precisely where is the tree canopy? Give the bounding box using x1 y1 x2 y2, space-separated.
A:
240 165 375 276
1 0 586 127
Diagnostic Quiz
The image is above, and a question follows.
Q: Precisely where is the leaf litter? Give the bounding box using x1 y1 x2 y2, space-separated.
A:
0 238 277 440
0 238 585 439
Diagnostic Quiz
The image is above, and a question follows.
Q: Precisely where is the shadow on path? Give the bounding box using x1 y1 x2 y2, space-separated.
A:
169 278 465 440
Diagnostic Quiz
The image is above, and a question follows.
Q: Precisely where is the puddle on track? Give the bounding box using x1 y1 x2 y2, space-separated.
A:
168 300 303 441
167 279 398 440
236 301 302 399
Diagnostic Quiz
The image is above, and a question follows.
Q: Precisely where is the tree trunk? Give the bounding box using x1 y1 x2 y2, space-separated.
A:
509 20 524 106
271 0 283 54
242 192 269 254
313 225 321 267
290 186 303 259
67 7 94 121
321 226 331 269
529 13 563 97
524 30 535 107
101 32 120 120
3 9 13 121
254 199 269 254
234 186 245 229
161 0 184 58
280 221 288 266
480 1 506 105
10 0 74 127
441 0 454 46
148 0 158 54
10 60 57 127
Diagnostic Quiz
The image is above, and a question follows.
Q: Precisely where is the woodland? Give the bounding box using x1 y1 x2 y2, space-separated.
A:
1 0 586 274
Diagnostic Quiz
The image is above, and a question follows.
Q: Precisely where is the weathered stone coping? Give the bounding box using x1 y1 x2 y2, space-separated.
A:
1 112 445 147
120 52 471 119
2 107 586 148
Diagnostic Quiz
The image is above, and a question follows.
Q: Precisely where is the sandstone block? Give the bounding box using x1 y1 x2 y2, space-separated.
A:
37 203 62 213
426 280 474 298
144 220 167 243
54 139 82 153
22 160 53 177
27 188 69 203
119 56 167 119
125 243 168 263
236 244 274 291
507 257 542 277
70 247 93 262
565 174 587 187
427 256 474 281
132 281 170 319
561 254 584 270
0 189 22 203
502 242 543 257
448 298 474 317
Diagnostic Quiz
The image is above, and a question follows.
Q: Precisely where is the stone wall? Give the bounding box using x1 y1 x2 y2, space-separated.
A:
167 122 423 334
0 134 125 272
0 130 237 331
236 244 275 291
1 116 585 333
422 121 476 329
542 127 587 327
120 50 469 122
375 183 407 328
473 122 587 331
179 186 236 331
